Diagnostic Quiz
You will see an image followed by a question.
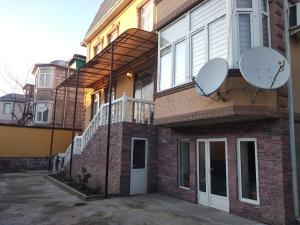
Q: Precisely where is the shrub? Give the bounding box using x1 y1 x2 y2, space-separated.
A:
77 167 91 190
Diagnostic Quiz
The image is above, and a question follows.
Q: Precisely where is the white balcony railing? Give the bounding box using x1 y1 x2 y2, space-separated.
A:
60 93 154 164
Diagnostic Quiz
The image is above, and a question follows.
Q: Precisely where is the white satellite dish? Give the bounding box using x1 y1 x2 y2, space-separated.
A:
239 47 290 90
193 58 228 96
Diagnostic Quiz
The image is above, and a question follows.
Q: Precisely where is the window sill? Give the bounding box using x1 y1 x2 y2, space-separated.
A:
179 186 191 190
239 198 260 206
155 81 194 98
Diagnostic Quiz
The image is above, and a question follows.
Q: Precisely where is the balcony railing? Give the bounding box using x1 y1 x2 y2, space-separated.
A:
60 93 154 164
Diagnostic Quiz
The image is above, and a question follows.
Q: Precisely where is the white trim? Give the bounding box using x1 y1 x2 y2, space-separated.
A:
130 137 148 195
34 101 52 124
237 138 260 205
196 138 229 212
157 0 228 92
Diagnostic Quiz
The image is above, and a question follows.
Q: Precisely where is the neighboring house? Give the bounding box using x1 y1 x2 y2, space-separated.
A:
0 94 25 124
32 56 85 129
55 1 300 225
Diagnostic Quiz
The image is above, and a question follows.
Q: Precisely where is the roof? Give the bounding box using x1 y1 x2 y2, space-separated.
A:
32 61 68 74
69 54 86 66
86 0 119 36
58 29 157 89
0 94 25 102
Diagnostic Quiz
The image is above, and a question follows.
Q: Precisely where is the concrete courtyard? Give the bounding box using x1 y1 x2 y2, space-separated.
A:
0 172 264 225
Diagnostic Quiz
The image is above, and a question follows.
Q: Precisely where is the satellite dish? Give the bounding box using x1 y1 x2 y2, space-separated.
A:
193 58 228 96
239 47 290 90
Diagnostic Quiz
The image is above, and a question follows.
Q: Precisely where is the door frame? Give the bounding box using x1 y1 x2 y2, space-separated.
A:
196 138 229 212
130 137 148 195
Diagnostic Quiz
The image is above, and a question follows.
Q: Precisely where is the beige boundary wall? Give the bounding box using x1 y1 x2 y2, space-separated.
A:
0 124 81 157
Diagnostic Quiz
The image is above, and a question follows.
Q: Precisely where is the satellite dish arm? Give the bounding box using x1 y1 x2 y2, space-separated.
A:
268 60 285 91
192 77 208 97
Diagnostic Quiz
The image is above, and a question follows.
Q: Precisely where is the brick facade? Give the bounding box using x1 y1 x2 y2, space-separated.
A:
69 122 157 195
0 157 49 171
157 117 295 225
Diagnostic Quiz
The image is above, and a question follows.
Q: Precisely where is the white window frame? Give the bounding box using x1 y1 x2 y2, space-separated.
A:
178 140 191 189
35 102 50 123
140 0 154 32
3 102 12 114
158 1 228 92
237 138 260 205
234 0 271 66
37 67 53 89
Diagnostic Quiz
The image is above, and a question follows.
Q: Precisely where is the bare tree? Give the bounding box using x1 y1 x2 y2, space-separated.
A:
0 65 34 125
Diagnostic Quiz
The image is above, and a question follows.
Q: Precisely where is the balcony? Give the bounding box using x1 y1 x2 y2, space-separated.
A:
60 93 154 162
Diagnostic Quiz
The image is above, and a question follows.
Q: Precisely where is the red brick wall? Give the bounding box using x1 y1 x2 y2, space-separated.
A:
69 122 158 195
157 117 295 225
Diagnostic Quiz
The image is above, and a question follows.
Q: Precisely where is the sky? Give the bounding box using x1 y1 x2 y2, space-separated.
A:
0 0 102 96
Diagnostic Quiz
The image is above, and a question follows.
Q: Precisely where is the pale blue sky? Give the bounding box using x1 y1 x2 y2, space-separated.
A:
0 0 102 96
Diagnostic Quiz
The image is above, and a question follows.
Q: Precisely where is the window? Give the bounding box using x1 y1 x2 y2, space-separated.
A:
94 41 103 56
37 68 53 88
35 102 49 123
3 103 12 114
91 93 100 120
236 0 270 60
158 0 271 91
140 1 153 32
108 29 118 43
158 0 227 91
178 141 190 188
237 138 260 204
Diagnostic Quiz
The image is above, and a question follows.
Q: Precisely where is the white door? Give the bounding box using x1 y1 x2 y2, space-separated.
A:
197 139 229 211
130 138 147 195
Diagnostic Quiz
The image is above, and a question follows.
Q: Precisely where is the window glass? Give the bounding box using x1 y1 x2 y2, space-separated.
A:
198 142 206 192
238 14 252 56
38 68 52 88
132 139 146 169
175 40 186 85
35 103 49 122
3 103 12 114
239 140 258 202
160 17 187 47
262 14 269 47
109 30 118 43
160 47 172 90
210 141 227 197
179 141 190 188
236 0 252 8
94 42 103 55
191 30 206 77
190 0 226 31
140 1 153 31
261 0 268 12
208 16 228 60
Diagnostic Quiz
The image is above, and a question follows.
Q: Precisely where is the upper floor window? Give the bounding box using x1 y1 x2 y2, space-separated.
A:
94 41 103 56
3 103 12 114
236 0 270 60
158 0 227 91
140 1 154 32
37 68 53 88
158 0 271 92
35 102 49 123
108 29 118 43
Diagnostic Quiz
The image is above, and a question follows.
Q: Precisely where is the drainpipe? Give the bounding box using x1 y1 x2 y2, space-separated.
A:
283 0 299 219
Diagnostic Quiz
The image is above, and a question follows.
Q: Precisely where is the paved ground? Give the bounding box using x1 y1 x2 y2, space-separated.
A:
0 172 264 225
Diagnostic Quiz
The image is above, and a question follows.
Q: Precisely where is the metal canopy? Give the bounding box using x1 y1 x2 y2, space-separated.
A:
58 28 158 89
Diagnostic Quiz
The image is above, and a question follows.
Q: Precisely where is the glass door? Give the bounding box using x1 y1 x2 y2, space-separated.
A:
197 139 229 211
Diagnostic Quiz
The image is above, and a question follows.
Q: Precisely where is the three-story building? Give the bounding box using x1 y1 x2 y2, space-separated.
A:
56 1 300 224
